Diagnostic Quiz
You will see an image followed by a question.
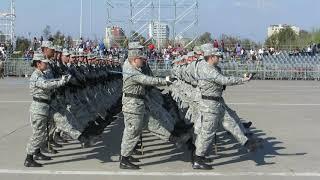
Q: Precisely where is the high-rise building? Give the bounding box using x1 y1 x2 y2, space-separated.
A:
267 24 300 37
105 26 125 48
148 21 169 47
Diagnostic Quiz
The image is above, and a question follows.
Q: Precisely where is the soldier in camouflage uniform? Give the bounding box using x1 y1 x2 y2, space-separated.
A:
38 41 61 154
24 53 70 167
120 48 175 169
191 45 262 170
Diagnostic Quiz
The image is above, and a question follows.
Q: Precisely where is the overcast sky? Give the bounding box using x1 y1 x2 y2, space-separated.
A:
1 0 319 42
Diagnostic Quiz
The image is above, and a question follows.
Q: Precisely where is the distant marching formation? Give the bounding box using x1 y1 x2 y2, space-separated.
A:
24 40 263 170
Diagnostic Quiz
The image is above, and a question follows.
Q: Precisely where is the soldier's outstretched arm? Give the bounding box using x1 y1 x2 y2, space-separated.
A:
131 73 167 86
208 69 245 86
35 76 66 90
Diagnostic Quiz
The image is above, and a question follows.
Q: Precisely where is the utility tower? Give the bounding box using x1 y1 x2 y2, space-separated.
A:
0 0 16 47
106 0 198 49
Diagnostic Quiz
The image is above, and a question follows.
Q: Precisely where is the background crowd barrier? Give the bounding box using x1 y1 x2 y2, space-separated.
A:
2 53 320 80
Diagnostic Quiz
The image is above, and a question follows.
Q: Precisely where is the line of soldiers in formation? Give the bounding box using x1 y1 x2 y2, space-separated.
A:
24 40 263 170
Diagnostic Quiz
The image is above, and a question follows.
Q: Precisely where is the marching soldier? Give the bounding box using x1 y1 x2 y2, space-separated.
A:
24 53 70 167
192 45 259 170
119 48 175 169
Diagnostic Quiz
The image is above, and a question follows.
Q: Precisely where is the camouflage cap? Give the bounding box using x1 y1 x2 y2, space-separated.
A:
128 42 144 50
87 53 96 59
212 48 223 57
54 46 63 52
32 53 50 63
128 49 146 59
41 41 55 50
187 51 195 57
201 44 223 57
70 51 77 57
172 56 182 64
193 46 201 52
78 51 85 57
62 49 70 56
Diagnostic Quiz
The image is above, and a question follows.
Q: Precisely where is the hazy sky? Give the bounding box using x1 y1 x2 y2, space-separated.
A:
1 0 319 42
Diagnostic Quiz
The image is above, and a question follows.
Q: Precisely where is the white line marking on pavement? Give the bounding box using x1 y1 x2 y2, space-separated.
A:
1 101 320 106
0 169 319 177
0 100 30 103
228 103 320 106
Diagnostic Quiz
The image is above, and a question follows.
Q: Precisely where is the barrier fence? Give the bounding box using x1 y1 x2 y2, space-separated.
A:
2 59 320 80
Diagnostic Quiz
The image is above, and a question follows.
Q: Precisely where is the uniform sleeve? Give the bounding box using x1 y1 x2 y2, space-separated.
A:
131 73 167 86
35 76 64 90
208 69 244 86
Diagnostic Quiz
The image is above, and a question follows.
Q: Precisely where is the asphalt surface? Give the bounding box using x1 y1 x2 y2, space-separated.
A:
0 77 320 180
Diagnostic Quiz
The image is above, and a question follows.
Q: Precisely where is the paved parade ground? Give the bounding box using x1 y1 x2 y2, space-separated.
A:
0 78 320 180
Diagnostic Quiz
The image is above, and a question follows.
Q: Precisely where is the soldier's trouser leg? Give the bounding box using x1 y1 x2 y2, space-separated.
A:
222 107 248 146
146 102 175 132
48 117 56 140
195 111 223 157
224 105 248 132
120 113 144 157
26 113 48 155
146 114 171 141
53 111 82 140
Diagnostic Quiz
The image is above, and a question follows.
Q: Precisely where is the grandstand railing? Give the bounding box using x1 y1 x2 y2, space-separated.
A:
3 58 320 80
3 59 33 77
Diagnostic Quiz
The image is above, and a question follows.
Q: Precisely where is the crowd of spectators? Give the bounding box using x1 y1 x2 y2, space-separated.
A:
9 36 320 67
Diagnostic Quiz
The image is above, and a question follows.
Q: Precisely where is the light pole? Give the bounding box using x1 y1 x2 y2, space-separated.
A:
158 0 160 50
80 0 83 39
90 0 92 38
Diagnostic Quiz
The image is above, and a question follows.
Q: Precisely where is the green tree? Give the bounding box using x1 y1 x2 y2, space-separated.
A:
311 29 320 44
52 31 65 46
265 27 298 50
220 34 239 49
42 25 52 40
15 36 31 53
129 31 146 45
197 32 212 45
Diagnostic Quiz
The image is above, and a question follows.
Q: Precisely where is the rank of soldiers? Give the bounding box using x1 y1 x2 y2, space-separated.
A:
24 40 263 170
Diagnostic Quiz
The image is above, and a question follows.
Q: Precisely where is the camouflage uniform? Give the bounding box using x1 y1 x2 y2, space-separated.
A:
120 53 168 157
194 57 248 157
26 59 67 155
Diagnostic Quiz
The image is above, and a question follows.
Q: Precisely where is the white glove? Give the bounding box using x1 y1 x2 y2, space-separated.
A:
165 76 170 82
62 75 71 82
166 76 177 83
243 73 253 82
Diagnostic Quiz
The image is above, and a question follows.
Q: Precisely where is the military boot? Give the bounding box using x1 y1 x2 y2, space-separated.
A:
119 156 140 169
24 154 42 167
78 133 91 148
119 155 140 163
41 146 58 154
244 138 264 152
54 131 68 143
169 133 191 148
34 149 52 160
243 121 252 129
49 139 63 148
192 155 213 170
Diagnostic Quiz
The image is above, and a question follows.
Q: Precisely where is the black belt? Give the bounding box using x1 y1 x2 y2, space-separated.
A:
124 93 144 99
184 81 197 88
201 95 222 102
33 97 51 104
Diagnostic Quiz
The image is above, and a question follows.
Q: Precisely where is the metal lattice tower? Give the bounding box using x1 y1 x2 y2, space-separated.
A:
106 0 198 48
0 0 16 47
